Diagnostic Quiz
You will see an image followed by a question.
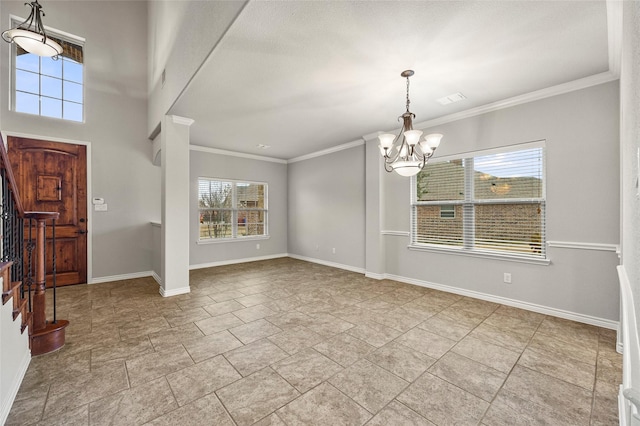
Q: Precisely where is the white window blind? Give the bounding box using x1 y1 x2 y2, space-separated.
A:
198 178 267 240
412 143 545 259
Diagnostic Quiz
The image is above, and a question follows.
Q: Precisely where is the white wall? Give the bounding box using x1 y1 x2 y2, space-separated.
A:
0 1 159 280
377 81 620 324
0 297 30 425
619 0 640 412
147 0 246 137
288 146 366 270
189 149 288 267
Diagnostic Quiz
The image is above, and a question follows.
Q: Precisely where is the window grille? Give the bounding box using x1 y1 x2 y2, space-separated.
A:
12 21 84 122
198 178 268 240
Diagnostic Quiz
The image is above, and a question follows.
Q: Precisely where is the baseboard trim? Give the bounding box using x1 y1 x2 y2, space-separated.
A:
0 346 31 425
90 271 153 284
384 273 619 330
152 272 162 286
189 253 289 270
159 285 191 297
365 272 385 280
288 254 365 274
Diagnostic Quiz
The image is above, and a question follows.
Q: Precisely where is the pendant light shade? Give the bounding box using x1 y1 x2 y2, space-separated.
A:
2 1 63 58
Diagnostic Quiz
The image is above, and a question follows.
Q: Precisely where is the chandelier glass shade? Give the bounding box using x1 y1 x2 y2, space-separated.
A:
2 0 62 58
378 70 443 177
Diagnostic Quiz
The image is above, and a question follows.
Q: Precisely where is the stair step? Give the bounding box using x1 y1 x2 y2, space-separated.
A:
31 320 69 355
1 261 14 303
13 297 27 321
2 281 22 305
21 311 32 334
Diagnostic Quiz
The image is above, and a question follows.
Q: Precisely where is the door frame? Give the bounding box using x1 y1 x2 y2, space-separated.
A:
1 130 93 284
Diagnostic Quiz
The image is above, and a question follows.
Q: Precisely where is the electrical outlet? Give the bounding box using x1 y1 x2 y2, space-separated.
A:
503 273 512 284
315 244 319 251
256 243 260 250
332 248 336 254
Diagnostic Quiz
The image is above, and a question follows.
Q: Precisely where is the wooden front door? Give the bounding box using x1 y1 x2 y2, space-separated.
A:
8 137 88 286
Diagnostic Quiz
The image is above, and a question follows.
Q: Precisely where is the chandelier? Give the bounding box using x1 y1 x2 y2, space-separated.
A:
378 70 443 177
2 0 62 58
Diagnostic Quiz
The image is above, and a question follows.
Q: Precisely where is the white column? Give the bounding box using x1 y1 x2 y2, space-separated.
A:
160 115 193 297
364 132 385 279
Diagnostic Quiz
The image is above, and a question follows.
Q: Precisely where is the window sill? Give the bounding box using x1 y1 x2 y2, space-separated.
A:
407 244 551 265
197 235 270 245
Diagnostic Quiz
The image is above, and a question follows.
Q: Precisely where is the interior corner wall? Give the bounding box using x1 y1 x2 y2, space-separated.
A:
381 81 620 323
620 2 640 332
288 146 366 271
147 1 247 137
0 1 159 280
189 151 288 267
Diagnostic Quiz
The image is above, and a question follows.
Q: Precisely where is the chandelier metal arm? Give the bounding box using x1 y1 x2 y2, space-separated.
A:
3 2 44 40
381 125 407 165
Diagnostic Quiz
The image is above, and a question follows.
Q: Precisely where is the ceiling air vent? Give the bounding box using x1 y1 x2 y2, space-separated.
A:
437 92 466 105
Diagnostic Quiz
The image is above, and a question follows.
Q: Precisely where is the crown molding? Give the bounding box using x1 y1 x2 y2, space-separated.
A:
412 71 618 131
288 139 364 164
189 144 287 164
170 115 195 126
362 131 384 142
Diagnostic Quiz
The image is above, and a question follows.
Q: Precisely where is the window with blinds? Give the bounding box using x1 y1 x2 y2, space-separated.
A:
12 20 84 122
412 143 545 259
198 178 268 240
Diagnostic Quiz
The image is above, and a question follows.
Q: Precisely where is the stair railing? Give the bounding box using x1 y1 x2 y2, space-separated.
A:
0 134 66 355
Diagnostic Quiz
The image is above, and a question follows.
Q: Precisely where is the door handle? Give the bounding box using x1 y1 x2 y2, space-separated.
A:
79 218 85 223
77 230 86 235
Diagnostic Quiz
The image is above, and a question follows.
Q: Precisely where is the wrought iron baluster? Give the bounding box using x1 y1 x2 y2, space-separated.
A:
17 216 23 294
42 220 46 321
27 218 34 312
52 219 56 323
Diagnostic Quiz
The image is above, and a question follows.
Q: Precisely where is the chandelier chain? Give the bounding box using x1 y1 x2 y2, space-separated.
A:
405 76 411 113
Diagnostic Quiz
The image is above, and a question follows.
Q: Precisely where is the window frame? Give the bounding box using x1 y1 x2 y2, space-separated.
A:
439 205 456 219
9 15 85 123
197 177 269 243
409 141 549 265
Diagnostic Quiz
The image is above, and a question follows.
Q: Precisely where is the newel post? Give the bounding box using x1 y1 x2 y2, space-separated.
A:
31 216 48 330
25 211 69 355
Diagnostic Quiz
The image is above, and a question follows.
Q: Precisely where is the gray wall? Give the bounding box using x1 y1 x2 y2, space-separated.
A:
189 150 287 267
147 1 246 136
288 146 366 270
379 81 620 321
621 3 640 326
0 1 159 280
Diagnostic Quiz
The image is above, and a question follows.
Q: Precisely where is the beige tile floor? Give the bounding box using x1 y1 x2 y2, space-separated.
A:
6 258 622 425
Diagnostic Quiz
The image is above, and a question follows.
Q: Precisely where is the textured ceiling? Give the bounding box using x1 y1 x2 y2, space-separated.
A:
170 1 610 160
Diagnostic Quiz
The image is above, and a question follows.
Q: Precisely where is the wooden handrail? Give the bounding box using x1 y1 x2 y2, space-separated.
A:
24 212 60 221
0 135 25 217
